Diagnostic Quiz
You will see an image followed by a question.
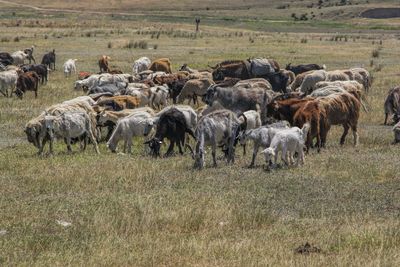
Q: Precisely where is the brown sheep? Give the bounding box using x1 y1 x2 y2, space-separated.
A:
177 78 215 105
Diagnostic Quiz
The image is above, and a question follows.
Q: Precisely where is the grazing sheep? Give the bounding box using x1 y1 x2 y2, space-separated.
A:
44 112 100 155
234 78 272 90
384 86 400 125
192 109 247 169
261 123 310 168
299 70 328 94
63 96 96 106
107 111 153 154
63 59 77 77
176 78 215 105
21 64 48 84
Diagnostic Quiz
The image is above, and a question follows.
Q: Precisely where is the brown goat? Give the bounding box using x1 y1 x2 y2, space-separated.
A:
149 58 172 73
95 95 141 111
15 71 40 99
317 92 360 146
98 55 110 73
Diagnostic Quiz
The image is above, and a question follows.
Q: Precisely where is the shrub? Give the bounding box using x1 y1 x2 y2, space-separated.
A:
371 48 380 58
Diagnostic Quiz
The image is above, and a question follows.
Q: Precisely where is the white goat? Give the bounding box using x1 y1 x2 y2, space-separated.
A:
44 112 100 155
107 111 153 154
261 123 310 168
239 121 290 167
132 57 151 75
63 59 77 77
193 109 245 169
0 69 18 97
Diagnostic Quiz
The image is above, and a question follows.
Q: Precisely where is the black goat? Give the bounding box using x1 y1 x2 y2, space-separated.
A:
285 63 325 76
144 108 195 157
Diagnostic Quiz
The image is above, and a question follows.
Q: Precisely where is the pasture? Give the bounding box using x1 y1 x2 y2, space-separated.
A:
1 3 400 266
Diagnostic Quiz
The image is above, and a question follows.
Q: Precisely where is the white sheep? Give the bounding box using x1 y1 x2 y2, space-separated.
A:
261 123 310 168
11 51 28 65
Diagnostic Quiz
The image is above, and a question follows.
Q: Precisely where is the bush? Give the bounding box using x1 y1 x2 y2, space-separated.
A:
1 37 10 42
107 42 113 49
13 36 20 42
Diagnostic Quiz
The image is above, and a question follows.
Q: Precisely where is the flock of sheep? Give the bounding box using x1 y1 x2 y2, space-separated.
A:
1 48 399 169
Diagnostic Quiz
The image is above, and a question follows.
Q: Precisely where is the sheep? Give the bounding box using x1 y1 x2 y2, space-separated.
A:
384 86 400 125
25 114 48 154
237 110 262 155
192 109 247 169
176 78 215 105
299 70 328 94
261 123 310 169
149 85 169 110
0 69 18 97
239 121 290 167
44 112 100 155
15 71 40 99
63 59 77 77
234 78 272 90
74 74 102 91
132 57 151 75
107 111 154 154
95 95 142 111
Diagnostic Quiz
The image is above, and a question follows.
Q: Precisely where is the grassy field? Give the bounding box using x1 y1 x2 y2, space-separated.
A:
1 3 400 266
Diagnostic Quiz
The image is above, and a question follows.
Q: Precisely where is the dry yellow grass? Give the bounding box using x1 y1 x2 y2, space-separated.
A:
0 4 400 266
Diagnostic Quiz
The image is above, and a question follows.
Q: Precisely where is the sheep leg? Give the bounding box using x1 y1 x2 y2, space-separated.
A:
281 147 289 166
165 140 175 157
384 113 388 125
242 144 246 156
340 124 350 145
